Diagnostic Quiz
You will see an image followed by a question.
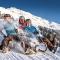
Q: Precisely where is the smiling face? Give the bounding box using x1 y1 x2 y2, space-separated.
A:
4 14 12 23
25 19 31 26
19 18 25 25
19 16 25 25
5 17 11 22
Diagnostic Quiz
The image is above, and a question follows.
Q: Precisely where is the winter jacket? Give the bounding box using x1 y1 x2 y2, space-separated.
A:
24 26 38 34
4 20 17 36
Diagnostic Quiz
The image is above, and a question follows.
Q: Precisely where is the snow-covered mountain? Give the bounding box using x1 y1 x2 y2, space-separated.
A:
0 7 60 60
0 7 60 30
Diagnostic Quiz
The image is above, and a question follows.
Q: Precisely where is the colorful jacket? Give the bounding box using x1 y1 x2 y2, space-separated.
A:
24 26 38 34
4 21 17 36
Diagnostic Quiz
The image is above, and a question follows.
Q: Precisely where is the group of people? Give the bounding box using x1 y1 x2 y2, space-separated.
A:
0 13 59 54
0 14 39 53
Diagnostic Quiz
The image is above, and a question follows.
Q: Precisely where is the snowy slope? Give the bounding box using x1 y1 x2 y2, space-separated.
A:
0 7 60 30
0 50 60 60
0 7 60 60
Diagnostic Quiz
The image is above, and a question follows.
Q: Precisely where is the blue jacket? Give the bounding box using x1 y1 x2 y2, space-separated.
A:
24 26 38 34
4 22 17 36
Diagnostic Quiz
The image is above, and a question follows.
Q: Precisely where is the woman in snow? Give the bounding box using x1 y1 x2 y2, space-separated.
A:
18 16 26 29
17 16 26 34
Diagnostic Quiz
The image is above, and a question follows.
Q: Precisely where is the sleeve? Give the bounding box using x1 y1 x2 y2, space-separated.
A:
2 29 7 36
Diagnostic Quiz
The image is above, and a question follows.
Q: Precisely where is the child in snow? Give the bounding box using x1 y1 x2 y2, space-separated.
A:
3 14 17 36
24 19 39 38
0 14 18 53
25 19 38 33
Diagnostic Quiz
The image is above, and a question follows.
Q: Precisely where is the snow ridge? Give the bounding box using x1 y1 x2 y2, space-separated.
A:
0 7 60 30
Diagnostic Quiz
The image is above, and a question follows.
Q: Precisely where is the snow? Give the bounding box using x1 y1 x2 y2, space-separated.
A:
36 43 47 51
0 50 59 60
0 7 60 30
0 7 60 60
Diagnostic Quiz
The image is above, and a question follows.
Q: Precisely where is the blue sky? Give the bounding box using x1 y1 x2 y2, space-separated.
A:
0 0 60 23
